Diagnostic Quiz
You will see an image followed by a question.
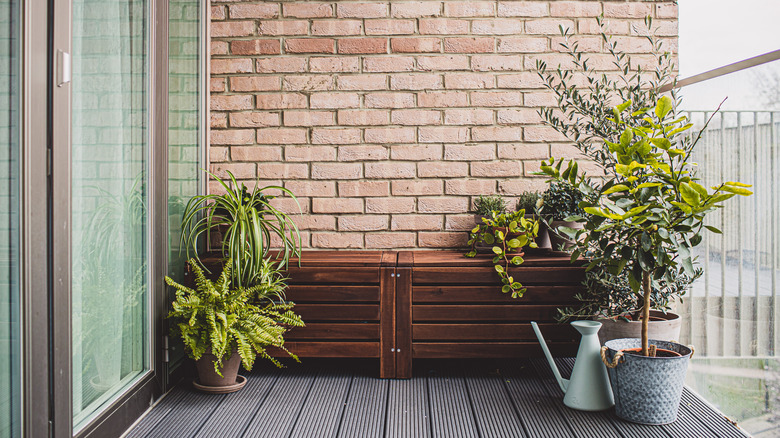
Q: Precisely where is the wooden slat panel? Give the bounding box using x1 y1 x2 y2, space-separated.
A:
286 267 380 284
288 251 386 267
295 304 379 321
412 267 584 285
285 285 380 303
408 250 579 267
380 266 396 378
395 267 413 379
413 304 561 322
285 323 379 340
413 323 576 342
274 342 380 358
413 342 576 358
413 285 580 303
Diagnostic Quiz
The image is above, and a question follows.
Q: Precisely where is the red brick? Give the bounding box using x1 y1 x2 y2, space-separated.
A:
656 3 678 19
229 3 279 19
337 3 387 18
444 72 494 89
418 197 469 213
284 38 335 54
365 19 415 35
268 197 307 215
256 57 307 73
525 19 575 35
211 129 254 145
364 161 416 178
524 126 569 142
498 179 549 195
310 93 360 109
257 20 308 36
577 18 629 35
471 91 522 107
211 41 228 55
550 2 601 17
497 1 548 17
419 126 468 143
365 233 416 248
497 109 540 124
338 109 390 126
391 38 441 53
419 231 469 248
391 2 442 18
257 163 309 179
472 126 522 142
338 215 388 231
211 21 254 37
211 95 253 111
231 146 283 162
444 37 494 53
472 55 522 71
211 5 225 20
444 1 494 17
390 73 442 90
312 20 363 36
445 215 476 231
210 146 229 162
550 35 602 52
283 75 334 91
604 3 652 18
365 127 416 144
229 111 280 128
417 161 469 177
255 93 307 109
365 92 416 109
311 163 363 179
366 197 415 214
285 146 337 162
210 78 225 93
231 39 282 55
339 181 391 197
230 76 280 92
283 110 335 127
257 127 308 144
418 91 468 108
338 75 387 91
313 198 363 214
471 161 522 177
419 18 469 35
472 19 523 35
444 143 495 160
338 145 388 161
444 180 496 195
392 180 443 196
496 73 545 89
338 38 388 54
444 108 493 125
499 143 550 160
311 128 361 145
211 58 253 74
311 233 364 249
210 162 256 179
309 57 360 73
417 55 470 71
211 112 227 128
611 36 653 53
524 92 558 107
391 215 442 231
364 56 416 72
497 37 548 53
283 3 333 18
391 144 442 161
392 109 441 126
294 214 337 230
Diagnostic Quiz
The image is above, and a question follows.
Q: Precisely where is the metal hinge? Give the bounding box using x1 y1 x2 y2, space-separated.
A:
163 335 170 363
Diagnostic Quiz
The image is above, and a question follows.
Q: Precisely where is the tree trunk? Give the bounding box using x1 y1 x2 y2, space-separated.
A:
641 270 651 356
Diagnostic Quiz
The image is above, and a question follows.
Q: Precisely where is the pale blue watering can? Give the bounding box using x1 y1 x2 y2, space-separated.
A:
531 320 614 411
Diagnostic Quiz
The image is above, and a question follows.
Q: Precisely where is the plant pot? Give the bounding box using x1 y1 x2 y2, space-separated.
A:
602 338 692 425
548 220 583 251
525 214 551 251
194 350 245 393
596 311 681 345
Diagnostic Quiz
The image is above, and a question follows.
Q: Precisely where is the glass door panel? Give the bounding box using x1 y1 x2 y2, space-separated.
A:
70 0 150 430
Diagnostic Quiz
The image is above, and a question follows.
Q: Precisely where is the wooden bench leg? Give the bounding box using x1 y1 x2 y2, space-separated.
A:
395 266 412 379
379 265 396 378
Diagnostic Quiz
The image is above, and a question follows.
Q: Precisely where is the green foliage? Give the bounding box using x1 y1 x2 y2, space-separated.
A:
473 194 507 216
181 170 301 289
539 180 588 221
465 210 539 298
166 260 304 375
515 191 541 213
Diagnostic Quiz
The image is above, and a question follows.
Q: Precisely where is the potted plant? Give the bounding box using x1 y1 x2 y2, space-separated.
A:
466 210 539 298
472 194 507 224
181 170 301 288
166 259 304 393
540 96 751 424
516 191 550 250
538 180 587 251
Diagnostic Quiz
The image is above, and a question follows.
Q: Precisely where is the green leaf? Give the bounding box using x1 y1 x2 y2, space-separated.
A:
655 95 673 119
682 256 694 276
501 285 511 294
720 185 753 196
494 264 505 273
619 128 634 146
583 206 607 217
641 232 652 251
511 256 524 265
704 225 722 234
492 246 502 255
507 238 521 248
689 181 709 197
650 138 671 150
616 100 632 113
725 181 752 188
603 184 630 195
680 182 701 207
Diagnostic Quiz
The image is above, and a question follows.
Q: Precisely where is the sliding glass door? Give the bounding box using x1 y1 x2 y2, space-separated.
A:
69 0 151 431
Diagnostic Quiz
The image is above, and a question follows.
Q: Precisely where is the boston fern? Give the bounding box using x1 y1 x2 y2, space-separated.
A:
166 260 304 375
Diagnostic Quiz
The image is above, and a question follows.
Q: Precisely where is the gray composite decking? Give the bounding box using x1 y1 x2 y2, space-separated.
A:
124 358 750 438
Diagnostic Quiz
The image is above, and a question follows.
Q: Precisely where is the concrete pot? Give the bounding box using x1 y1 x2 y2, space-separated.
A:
596 311 681 345
603 338 692 425
195 350 245 393
549 220 582 251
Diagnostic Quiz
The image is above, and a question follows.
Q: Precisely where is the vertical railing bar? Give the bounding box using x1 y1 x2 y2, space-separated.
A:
753 111 760 356
720 111 727 356
699 111 708 353
736 112 744 356
771 112 777 355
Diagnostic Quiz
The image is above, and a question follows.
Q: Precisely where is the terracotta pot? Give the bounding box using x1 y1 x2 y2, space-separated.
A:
548 220 583 251
195 350 241 387
596 311 682 345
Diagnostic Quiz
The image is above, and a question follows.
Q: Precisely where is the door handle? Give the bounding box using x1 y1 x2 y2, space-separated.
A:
57 50 71 87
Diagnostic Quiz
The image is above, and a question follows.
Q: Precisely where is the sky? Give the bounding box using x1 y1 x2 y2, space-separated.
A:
678 0 780 110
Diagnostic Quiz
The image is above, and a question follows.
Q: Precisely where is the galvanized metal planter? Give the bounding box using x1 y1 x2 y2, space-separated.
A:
602 338 692 425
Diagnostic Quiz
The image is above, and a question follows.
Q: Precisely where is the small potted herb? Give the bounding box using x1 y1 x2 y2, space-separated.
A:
538 180 586 251
472 194 506 224
516 191 550 250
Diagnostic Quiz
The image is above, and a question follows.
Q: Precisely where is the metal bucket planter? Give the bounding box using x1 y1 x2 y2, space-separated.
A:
601 338 692 425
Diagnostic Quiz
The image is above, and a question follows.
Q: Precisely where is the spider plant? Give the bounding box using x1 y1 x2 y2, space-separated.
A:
181 170 301 289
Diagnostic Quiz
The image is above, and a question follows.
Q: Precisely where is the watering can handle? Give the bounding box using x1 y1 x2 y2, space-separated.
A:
600 346 624 369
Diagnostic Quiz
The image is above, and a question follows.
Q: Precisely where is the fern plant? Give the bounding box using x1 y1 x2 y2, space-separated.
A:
166 259 304 375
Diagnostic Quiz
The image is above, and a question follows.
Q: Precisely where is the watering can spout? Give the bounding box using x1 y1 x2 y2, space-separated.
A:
531 321 569 394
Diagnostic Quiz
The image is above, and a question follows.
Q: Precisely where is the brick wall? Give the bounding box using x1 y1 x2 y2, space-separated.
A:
209 0 678 249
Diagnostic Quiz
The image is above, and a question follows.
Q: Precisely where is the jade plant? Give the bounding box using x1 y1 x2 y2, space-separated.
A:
539 96 752 356
466 210 539 298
